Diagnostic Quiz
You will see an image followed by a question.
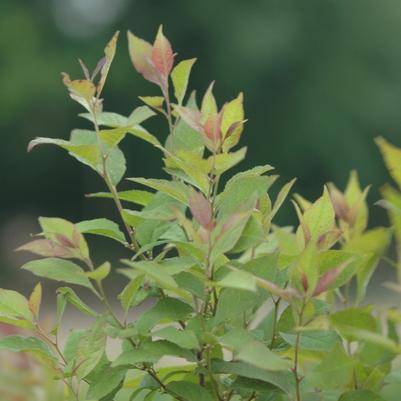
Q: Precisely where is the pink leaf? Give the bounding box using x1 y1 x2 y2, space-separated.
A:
189 190 214 230
152 25 174 78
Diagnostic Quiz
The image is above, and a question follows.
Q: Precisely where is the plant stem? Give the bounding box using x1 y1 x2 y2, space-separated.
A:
293 300 306 401
269 297 281 349
91 110 146 260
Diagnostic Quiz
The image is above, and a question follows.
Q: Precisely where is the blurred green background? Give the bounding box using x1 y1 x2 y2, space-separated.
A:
2 0 401 288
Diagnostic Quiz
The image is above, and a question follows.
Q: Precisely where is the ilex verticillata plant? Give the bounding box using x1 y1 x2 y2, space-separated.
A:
1 26 401 401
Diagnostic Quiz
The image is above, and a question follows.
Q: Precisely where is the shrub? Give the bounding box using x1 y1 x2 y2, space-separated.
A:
1 26 401 401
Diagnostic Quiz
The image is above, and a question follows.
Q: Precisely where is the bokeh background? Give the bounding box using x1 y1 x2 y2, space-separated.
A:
2 0 401 291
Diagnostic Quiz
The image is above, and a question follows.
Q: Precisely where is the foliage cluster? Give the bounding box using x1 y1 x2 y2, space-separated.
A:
3 26 401 401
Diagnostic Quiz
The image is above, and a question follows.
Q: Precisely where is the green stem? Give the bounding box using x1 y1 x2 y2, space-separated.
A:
270 297 281 349
293 300 306 401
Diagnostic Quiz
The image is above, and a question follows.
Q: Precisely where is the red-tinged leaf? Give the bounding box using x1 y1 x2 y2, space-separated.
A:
189 190 214 230
127 31 160 85
329 184 349 221
16 239 71 258
152 25 174 78
176 106 203 132
301 273 309 292
204 111 223 146
313 259 352 296
55 234 76 248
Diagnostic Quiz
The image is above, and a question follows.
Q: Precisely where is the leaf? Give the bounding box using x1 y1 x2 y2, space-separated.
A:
376 136 401 189
214 288 258 325
139 96 165 110
79 111 128 128
127 126 162 147
167 381 214 401
87 365 126 400
211 360 296 395
171 58 196 104
56 287 98 317
152 25 174 78
209 147 247 175
76 218 126 244
128 177 189 205
0 289 33 324
237 340 292 371
97 31 119 96
302 187 335 242
330 306 376 341
307 344 354 389
217 269 257 292
118 274 144 314
122 260 178 290
270 178 297 219
135 297 193 334
201 81 217 118
21 258 94 290
128 105 156 125
86 189 153 206
0 336 56 361
75 324 107 380
188 189 213 229
29 283 42 318
85 262 111 282
127 30 160 85
152 327 199 350
112 340 194 367
28 137 101 171
280 330 340 352
339 390 385 401
221 92 244 150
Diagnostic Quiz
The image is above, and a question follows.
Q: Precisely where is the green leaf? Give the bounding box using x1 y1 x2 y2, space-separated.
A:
307 344 354 389
127 126 162 148
217 269 257 292
211 360 296 395
280 330 340 352
302 187 335 242
209 147 247 175
339 390 385 401
56 287 98 317
128 106 157 125
85 261 111 281
171 58 196 105
113 340 193 367
135 297 193 334
86 189 153 206
0 336 56 361
87 365 126 400
76 218 126 244
214 288 258 325
118 274 144 314
80 111 128 128
237 340 291 371
0 289 33 323
221 92 245 151
376 136 401 189
122 260 178 290
75 324 107 380
167 381 214 401
21 258 94 290
28 137 101 170
128 177 189 205
152 327 199 349
217 166 275 217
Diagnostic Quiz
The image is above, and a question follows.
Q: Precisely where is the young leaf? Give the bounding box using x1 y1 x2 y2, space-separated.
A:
171 58 196 105
97 31 119 96
127 30 160 85
0 289 33 325
376 136 401 189
29 283 42 318
56 287 98 317
188 189 213 230
152 25 174 78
